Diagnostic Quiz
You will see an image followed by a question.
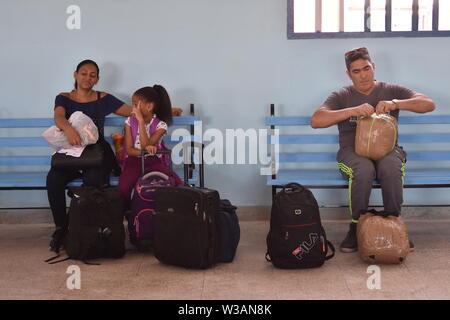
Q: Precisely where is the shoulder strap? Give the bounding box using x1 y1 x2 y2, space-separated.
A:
325 240 335 260
130 116 139 143
149 117 160 135
45 254 62 263
320 225 335 261
47 256 71 265
149 117 170 166
95 91 105 139
130 116 159 143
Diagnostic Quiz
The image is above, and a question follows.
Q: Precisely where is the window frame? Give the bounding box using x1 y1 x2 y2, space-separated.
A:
287 0 450 39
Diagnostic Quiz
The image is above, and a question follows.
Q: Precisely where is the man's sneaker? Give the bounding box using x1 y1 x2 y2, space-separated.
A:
340 222 358 253
49 227 67 253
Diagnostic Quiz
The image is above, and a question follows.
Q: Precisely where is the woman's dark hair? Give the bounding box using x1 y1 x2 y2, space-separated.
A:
133 85 173 125
74 59 100 89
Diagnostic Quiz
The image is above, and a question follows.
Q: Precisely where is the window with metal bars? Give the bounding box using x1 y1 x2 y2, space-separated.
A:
288 0 450 39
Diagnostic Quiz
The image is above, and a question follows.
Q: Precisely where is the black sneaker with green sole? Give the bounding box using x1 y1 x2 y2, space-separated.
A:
340 222 358 253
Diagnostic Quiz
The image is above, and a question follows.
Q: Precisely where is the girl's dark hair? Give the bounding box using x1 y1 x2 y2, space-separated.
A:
133 85 173 125
74 59 100 89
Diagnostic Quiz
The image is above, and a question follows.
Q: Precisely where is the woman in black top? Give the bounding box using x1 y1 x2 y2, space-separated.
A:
47 59 133 253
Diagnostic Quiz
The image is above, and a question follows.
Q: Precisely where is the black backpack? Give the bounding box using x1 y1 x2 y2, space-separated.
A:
266 183 335 269
46 186 126 265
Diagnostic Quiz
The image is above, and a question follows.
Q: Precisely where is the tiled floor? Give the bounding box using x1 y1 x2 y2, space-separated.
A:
1 217 449 300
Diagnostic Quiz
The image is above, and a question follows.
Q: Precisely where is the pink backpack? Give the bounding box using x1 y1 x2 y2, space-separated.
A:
118 116 170 168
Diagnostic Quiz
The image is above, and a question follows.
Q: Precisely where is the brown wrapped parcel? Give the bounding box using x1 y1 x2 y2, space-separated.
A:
357 211 410 264
355 113 397 160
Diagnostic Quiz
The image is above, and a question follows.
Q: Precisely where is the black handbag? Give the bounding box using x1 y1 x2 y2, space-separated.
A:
51 141 105 169
50 92 105 170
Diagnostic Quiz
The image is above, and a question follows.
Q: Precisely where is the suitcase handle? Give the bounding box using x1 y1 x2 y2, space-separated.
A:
141 149 173 176
181 141 205 188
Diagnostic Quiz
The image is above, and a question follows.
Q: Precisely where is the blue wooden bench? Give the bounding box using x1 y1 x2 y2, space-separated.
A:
266 104 450 199
0 105 201 192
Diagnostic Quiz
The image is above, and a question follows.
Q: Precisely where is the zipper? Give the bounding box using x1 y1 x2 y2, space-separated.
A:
134 209 155 238
281 222 318 240
280 222 318 228
135 185 156 203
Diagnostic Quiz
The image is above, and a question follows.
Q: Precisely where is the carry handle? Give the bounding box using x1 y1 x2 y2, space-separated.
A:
281 183 306 193
141 149 173 176
141 171 170 181
181 141 205 188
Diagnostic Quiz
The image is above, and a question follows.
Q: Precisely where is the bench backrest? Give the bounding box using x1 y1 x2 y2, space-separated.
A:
0 112 200 171
266 105 450 166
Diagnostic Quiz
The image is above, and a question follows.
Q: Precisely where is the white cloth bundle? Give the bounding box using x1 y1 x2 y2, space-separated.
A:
42 111 99 155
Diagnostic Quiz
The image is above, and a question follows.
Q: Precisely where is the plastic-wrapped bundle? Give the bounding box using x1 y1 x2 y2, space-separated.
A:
355 113 397 160
357 211 410 264
42 111 99 151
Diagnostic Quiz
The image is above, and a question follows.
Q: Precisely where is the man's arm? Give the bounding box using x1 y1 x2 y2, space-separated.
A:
311 104 375 129
376 93 436 114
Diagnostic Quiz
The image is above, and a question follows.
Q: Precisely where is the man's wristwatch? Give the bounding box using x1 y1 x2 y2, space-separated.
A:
392 99 400 109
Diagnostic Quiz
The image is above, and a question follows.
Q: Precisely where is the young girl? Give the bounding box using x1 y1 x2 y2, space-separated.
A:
118 85 183 204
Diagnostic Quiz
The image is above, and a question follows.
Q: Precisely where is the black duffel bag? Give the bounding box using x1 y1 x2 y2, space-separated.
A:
46 186 126 265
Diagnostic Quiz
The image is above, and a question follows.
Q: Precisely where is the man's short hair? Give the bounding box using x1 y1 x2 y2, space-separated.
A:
345 47 372 70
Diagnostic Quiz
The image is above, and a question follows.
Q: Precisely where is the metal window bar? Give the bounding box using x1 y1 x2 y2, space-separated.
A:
433 0 439 31
288 0 447 39
339 0 345 31
385 0 392 31
315 0 322 32
412 0 419 31
365 0 371 32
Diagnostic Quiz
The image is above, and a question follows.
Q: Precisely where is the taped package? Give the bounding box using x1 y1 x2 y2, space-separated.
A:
357 211 410 264
355 113 397 160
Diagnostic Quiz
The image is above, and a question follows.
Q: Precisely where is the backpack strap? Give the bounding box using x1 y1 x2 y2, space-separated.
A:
118 116 139 169
148 117 171 167
130 116 139 143
320 225 336 261
47 256 71 264
130 116 171 168
149 116 160 135
45 254 62 263
47 256 100 265
324 240 335 260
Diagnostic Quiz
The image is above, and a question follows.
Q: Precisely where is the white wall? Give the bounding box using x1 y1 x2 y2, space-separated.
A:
1 0 449 207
